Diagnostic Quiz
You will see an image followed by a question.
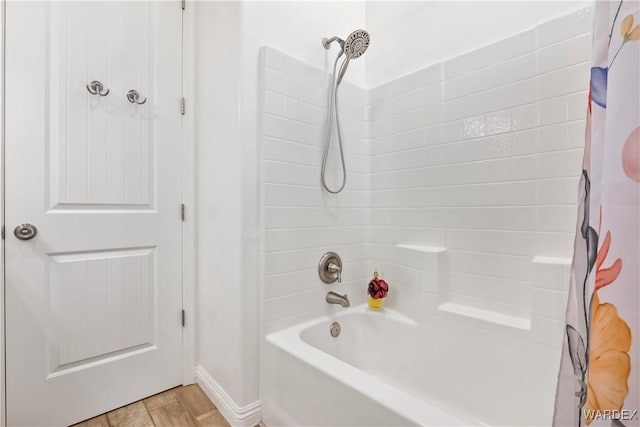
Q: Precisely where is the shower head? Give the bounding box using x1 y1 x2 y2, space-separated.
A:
343 29 370 59
321 29 370 194
336 29 370 85
322 30 370 58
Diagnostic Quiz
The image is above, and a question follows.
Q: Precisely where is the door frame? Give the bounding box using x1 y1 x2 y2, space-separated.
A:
181 0 197 388
1 0 5 425
0 1 198 423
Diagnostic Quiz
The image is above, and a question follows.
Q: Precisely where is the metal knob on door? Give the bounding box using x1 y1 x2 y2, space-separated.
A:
14 224 37 241
126 89 147 105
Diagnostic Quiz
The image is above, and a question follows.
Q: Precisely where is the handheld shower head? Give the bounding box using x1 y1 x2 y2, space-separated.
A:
321 29 371 194
343 29 370 59
336 29 370 84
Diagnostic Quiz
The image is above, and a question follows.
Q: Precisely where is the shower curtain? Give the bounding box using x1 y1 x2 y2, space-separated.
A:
553 1 639 426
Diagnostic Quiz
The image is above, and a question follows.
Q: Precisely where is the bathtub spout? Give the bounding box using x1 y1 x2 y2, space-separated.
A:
326 291 350 307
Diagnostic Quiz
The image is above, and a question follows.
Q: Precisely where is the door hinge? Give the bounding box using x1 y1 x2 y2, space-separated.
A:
181 309 186 327
1 226 5 240
180 97 186 115
181 203 185 221
182 0 185 10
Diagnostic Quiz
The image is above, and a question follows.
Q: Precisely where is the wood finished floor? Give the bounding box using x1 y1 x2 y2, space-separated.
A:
72 385 230 427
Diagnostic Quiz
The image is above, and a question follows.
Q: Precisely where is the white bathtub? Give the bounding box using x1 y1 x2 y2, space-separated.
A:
263 305 559 426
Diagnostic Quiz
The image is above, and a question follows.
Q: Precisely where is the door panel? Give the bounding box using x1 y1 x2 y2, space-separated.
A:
5 2 183 425
48 2 155 209
48 247 155 371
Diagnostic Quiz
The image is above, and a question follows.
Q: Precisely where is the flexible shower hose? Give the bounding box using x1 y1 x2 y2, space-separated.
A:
321 54 347 194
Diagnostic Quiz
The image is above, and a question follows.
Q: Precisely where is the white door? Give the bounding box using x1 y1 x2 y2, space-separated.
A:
5 2 184 425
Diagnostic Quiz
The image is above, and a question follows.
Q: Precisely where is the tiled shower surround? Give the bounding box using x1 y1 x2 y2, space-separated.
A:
260 49 372 331
260 8 591 348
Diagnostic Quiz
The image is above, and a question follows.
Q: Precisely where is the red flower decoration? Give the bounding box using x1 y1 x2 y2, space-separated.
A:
368 276 389 299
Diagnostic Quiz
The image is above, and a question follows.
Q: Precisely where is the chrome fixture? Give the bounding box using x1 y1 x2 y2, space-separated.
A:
330 322 341 337
321 29 370 194
318 251 343 283
13 223 37 241
326 291 350 308
322 29 370 85
126 89 147 105
86 80 110 96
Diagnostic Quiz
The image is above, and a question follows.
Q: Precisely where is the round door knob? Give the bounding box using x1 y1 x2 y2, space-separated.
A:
14 224 37 241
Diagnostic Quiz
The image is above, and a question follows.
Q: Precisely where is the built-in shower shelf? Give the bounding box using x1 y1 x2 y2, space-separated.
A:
437 302 531 330
532 256 571 265
395 244 446 253
393 244 446 276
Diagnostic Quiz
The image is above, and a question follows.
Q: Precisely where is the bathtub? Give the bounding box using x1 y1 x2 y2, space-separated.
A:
263 305 559 426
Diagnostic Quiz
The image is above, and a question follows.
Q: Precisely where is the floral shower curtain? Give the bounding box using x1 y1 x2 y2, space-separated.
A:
553 1 640 426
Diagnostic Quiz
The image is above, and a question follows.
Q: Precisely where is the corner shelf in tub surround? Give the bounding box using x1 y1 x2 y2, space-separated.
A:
436 256 571 330
393 244 446 273
436 256 572 330
437 302 532 330
531 256 572 265
386 246 572 332
394 244 446 253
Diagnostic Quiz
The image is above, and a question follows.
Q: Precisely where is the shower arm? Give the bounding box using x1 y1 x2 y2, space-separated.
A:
322 36 345 50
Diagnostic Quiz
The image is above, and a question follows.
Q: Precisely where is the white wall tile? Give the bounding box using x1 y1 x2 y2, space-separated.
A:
444 53 535 101
538 120 586 152
260 5 588 347
535 7 593 48
511 104 539 131
368 15 586 323
538 96 568 126
485 110 512 135
536 177 580 205
265 244 369 275
443 29 535 80
530 316 565 347
512 129 538 156
261 47 372 329
567 91 588 121
264 91 285 115
537 33 591 74
537 62 590 100
535 232 575 260
532 258 571 292
448 274 530 309
532 289 568 320
536 149 583 179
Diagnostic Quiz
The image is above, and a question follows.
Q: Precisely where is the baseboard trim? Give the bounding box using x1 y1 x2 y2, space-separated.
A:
194 365 261 427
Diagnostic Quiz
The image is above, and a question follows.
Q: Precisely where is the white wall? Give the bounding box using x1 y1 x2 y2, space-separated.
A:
195 0 366 415
365 1 589 87
241 2 367 88
195 0 248 407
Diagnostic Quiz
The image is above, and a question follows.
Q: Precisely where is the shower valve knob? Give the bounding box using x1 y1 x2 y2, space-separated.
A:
318 252 343 284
